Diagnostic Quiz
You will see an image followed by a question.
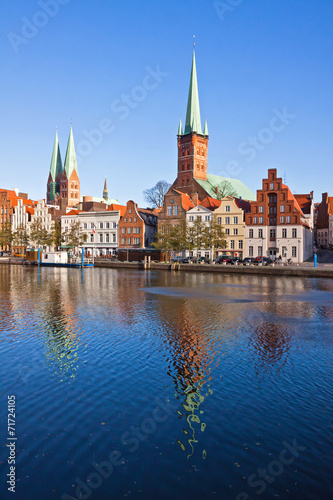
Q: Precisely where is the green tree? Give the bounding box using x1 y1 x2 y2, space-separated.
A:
0 221 13 252
152 222 174 261
66 221 87 249
189 217 205 260
213 180 237 200
202 215 227 261
13 223 29 253
30 219 54 249
53 220 63 249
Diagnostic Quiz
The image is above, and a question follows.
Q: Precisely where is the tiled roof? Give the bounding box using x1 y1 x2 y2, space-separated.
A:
200 196 221 210
66 209 82 216
294 194 312 215
233 197 251 212
107 204 127 216
173 189 195 211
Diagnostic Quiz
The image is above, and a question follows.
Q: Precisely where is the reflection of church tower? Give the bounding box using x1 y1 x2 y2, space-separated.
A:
46 131 63 203
176 48 209 194
59 127 80 207
103 177 108 201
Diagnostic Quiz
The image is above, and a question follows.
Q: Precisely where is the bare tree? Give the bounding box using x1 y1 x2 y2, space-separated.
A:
213 180 237 200
143 180 171 208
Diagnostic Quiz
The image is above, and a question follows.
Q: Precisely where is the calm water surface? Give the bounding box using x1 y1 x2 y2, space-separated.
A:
0 266 332 500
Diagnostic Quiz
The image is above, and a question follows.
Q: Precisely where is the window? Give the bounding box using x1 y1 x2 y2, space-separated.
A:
249 246 253 257
127 238 131 245
90 234 94 242
99 222 103 229
225 217 230 225
128 227 132 234
134 227 140 234
113 234 116 242
292 228 297 238
282 246 287 257
90 223 94 229
233 217 238 224
270 183 274 190
134 237 140 245
282 228 287 238
292 246 297 257
258 229 263 238
134 218 137 222
225 228 230 235
189 216 194 222
122 228 126 234
259 217 263 224
124 218 127 222
233 228 238 235
217 217 222 224
253 217 258 224
270 229 276 238
113 222 117 228
129 209 132 213
258 246 262 256
122 238 125 245
280 216 285 224
230 240 235 249
173 206 179 216
99 234 103 242
225 206 230 212
105 234 109 243
280 205 285 213
249 229 253 238
197 215 202 221
259 206 263 213
167 206 172 216
287 216 291 223
205 215 210 221
129 218 132 223
83 223 87 229
238 240 243 249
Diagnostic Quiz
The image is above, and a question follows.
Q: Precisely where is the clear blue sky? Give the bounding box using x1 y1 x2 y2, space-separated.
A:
1 0 332 206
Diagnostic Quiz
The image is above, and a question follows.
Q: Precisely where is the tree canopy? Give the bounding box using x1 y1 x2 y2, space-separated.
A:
143 180 171 208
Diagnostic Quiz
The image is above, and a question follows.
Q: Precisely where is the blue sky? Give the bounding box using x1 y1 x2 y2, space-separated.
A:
1 0 332 206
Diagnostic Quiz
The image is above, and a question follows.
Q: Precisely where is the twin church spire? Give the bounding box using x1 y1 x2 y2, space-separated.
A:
47 126 80 207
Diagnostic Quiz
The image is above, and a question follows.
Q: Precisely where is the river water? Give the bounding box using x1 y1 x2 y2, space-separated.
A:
0 265 332 500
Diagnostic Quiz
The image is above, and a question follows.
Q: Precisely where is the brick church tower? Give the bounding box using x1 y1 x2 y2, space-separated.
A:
59 127 80 207
175 48 209 194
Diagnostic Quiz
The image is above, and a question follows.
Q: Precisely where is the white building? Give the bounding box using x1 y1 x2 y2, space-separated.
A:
61 209 123 257
186 205 214 260
29 199 56 251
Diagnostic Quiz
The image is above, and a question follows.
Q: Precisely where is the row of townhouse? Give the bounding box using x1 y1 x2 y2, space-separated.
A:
61 200 158 257
159 169 315 263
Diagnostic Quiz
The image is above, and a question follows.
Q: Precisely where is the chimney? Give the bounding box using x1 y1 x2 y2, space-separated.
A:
192 192 199 206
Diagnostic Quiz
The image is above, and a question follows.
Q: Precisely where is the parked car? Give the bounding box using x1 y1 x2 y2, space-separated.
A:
215 256 232 264
243 257 256 266
254 257 273 266
229 257 243 265
171 256 183 263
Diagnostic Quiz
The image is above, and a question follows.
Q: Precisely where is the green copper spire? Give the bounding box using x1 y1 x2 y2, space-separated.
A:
64 126 78 178
203 117 209 136
177 117 183 135
103 177 108 200
49 131 63 181
184 49 202 135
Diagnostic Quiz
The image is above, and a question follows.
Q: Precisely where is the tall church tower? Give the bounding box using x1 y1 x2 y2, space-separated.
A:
60 127 80 207
103 177 108 201
46 131 63 204
176 48 209 190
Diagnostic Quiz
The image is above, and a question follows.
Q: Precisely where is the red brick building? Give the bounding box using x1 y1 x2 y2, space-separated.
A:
245 169 314 262
316 193 333 247
119 201 158 249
